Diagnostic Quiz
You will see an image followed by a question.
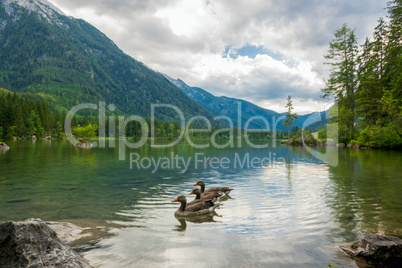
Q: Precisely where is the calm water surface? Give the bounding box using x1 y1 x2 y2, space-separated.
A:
0 140 401 267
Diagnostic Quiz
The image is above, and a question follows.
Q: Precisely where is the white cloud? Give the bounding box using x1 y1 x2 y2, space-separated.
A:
47 0 388 114
154 0 218 38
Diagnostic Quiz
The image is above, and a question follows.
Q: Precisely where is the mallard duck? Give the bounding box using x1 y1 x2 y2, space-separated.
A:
171 195 219 217
193 180 233 195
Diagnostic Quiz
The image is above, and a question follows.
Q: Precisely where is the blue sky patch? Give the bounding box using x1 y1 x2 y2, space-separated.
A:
223 44 286 62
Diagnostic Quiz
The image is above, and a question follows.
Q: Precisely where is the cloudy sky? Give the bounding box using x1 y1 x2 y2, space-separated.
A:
47 0 388 114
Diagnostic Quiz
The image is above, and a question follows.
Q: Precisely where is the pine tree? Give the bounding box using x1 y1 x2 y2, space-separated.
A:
282 95 298 143
382 0 402 137
357 18 387 126
322 24 359 143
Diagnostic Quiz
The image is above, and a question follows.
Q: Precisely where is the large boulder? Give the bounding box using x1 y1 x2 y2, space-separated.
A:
340 234 402 267
0 218 90 268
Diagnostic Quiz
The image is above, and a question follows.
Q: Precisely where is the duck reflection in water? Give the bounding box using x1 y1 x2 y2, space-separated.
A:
171 195 222 232
173 211 222 232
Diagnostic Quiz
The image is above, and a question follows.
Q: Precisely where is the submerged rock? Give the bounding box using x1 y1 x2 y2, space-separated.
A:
340 234 402 268
0 142 10 151
46 221 90 244
0 218 90 268
74 141 93 149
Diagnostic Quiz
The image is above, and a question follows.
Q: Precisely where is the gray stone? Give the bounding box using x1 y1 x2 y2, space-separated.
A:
336 143 346 147
0 218 91 268
74 141 93 149
0 142 10 151
340 234 402 267
45 221 90 244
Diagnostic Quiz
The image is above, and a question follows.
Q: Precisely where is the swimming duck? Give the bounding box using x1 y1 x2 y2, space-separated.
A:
193 180 233 195
189 188 223 203
171 195 219 217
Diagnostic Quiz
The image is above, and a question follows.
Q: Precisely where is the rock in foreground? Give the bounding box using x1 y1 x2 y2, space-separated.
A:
340 234 402 267
0 219 90 268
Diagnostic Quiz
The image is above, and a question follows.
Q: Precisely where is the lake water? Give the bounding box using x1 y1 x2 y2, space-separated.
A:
0 140 401 267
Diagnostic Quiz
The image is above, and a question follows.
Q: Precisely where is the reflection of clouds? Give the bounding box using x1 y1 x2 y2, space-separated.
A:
80 147 363 267
217 164 332 240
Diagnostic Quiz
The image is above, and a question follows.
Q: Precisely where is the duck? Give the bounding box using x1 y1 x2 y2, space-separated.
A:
189 188 223 204
171 195 219 217
193 180 233 195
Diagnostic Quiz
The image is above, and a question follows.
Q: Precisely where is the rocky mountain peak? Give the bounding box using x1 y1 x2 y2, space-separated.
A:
1 0 65 23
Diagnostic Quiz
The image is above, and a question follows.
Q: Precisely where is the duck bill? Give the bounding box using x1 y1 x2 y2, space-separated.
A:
193 182 197 186
189 190 194 195
171 197 179 202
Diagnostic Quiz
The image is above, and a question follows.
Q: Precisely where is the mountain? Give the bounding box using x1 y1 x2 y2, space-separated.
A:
0 0 214 122
164 75 328 131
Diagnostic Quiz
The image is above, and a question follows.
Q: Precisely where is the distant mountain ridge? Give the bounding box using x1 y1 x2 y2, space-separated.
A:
164 75 328 131
0 0 214 122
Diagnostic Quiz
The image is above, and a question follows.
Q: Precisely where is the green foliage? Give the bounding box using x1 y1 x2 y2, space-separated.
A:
350 140 359 146
318 128 327 140
5 126 16 139
322 1 402 148
72 124 99 140
0 91 65 138
380 90 402 137
358 125 402 149
0 127 3 138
